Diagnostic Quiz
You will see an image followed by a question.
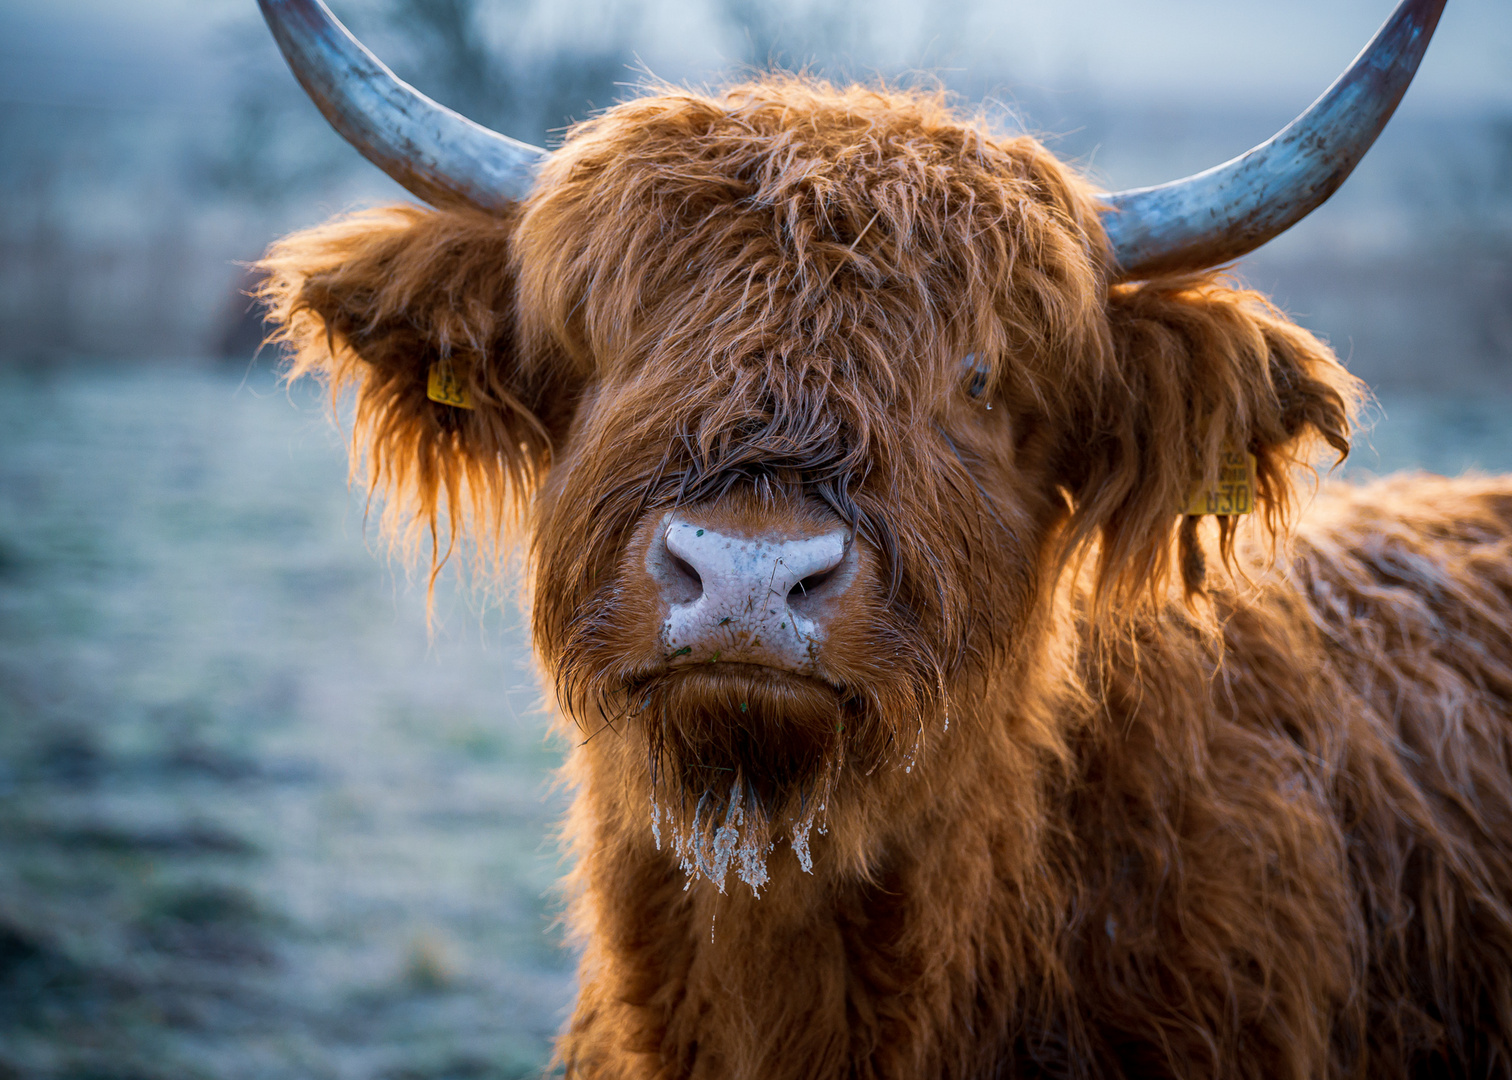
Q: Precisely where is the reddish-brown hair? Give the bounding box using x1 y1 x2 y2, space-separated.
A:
259 78 1512 1079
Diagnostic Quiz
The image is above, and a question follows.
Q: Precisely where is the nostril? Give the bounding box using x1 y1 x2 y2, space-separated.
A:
793 564 838 597
669 552 703 597
648 524 708 607
785 540 852 612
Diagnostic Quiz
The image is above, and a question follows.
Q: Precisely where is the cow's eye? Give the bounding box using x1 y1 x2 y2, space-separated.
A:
961 354 990 402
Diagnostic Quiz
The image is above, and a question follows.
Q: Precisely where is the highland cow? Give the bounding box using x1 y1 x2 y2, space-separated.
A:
255 0 1512 1076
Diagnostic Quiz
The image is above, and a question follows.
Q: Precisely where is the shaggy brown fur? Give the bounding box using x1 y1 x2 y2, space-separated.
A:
259 79 1512 1079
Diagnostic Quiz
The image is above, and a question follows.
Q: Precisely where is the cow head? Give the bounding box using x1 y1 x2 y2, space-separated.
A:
257 1 1439 890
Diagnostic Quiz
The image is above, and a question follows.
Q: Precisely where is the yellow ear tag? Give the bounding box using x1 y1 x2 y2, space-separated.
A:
426 363 475 410
1185 446 1256 516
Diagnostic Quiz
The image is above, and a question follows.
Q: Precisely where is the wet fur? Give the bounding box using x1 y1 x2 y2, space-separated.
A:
258 79 1512 1078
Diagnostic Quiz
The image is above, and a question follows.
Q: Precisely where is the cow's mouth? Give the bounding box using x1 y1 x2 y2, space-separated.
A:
656 660 841 693
626 662 854 806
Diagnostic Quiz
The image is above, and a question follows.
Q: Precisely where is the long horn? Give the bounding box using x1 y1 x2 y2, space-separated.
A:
1100 0 1446 282
258 0 547 211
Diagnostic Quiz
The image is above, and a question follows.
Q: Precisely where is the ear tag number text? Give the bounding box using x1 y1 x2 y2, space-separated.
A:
427 363 476 410
1185 448 1256 516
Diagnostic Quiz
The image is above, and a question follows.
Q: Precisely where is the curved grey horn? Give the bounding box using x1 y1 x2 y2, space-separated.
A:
258 0 547 210
1100 0 1446 281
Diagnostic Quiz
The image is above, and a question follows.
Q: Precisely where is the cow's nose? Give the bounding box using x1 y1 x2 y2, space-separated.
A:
646 515 856 674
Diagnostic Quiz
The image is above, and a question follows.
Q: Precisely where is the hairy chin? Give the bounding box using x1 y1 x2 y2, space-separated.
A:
613 665 852 893
628 664 847 805
587 661 943 893
622 656 942 800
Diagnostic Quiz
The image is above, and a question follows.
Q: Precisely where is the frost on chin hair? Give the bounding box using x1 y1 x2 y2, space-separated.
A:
649 776 828 896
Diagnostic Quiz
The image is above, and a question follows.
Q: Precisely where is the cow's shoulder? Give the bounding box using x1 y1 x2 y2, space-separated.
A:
1283 472 1512 697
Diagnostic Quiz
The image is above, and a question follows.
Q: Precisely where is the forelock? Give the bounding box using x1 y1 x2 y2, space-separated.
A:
514 76 1113 417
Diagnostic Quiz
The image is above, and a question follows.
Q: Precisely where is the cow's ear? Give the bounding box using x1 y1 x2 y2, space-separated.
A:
258 204 568 574
1060 276 1363 609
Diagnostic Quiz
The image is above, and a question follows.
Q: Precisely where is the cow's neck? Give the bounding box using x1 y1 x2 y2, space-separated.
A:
560 652 1075 1079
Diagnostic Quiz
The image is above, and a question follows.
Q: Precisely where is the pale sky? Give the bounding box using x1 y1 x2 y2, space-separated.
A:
2 0 1508 115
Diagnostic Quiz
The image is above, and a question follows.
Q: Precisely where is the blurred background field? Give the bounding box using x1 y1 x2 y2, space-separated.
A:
0 367 571 1079
0 0 1508 1077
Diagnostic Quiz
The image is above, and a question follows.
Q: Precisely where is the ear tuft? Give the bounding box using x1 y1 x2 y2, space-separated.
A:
256 205 557 591
1065 275 1363 616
